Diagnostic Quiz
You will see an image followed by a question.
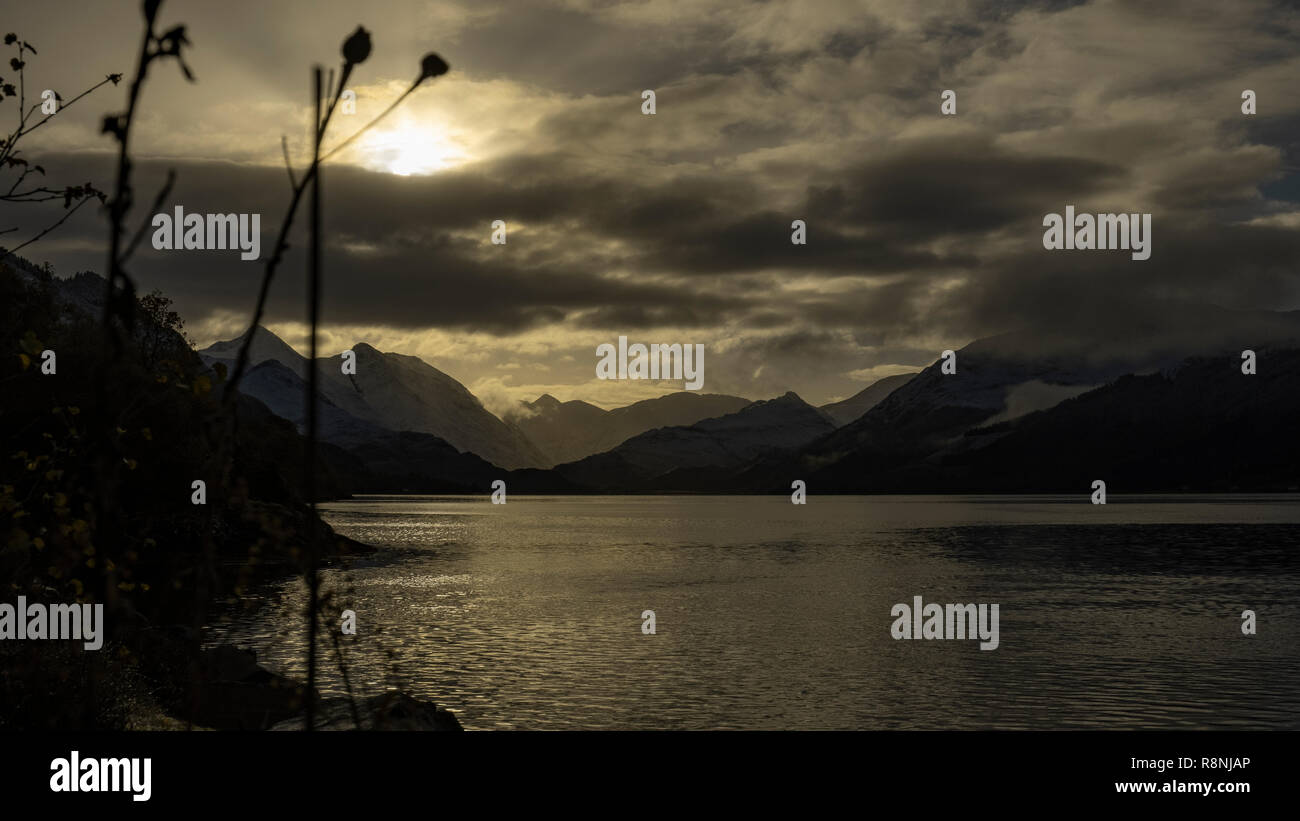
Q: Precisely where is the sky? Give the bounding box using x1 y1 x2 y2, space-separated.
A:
4 0 1300 412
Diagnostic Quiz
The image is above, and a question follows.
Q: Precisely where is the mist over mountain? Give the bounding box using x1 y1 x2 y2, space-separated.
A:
940 348 1300 492
729 305 1300 493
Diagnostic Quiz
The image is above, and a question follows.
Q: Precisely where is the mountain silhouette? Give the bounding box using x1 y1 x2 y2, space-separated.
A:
511 390 751 466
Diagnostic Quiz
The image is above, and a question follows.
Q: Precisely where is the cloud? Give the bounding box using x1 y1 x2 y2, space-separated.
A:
6 0 1300 408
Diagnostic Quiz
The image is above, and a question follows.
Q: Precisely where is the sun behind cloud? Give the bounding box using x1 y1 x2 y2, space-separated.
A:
352 114 469 175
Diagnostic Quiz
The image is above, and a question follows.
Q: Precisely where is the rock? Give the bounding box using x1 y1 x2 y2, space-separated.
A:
270 690 463 731
181 644 314 730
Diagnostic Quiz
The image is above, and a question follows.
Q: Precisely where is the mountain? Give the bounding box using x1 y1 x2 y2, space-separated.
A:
554 391 836 490
819 372 915 426
201 325 307 378
739 304 1300 492
937 348 1300 492
511 391 752 466
234 358 579 493
201 327 547 469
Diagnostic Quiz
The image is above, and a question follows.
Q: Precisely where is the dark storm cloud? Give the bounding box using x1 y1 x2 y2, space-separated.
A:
913 219 1300 346
5 153 760 332
9 98 1293 344
6 0 1300 406
806 136 1126 234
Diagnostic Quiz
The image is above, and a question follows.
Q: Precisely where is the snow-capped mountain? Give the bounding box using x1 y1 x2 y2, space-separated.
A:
200 326 547 469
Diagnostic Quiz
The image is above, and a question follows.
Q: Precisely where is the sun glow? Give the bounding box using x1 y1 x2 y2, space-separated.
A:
355 118 468 176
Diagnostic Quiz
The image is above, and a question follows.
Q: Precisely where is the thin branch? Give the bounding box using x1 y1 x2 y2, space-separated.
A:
15 74 121 144
2 188 63 202
331 631 364 729
226 70 398 401
120 169 175 265
280 135 297 189
3 194 92 256
319 82 418 164
103 13 160 332
5 165 34 196
304 65 323 732
18 43 26 132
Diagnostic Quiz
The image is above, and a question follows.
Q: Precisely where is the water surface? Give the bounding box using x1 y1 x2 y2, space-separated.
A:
211 494 1300 729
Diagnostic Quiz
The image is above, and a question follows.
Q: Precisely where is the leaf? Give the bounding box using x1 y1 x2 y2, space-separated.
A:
20 330 42 355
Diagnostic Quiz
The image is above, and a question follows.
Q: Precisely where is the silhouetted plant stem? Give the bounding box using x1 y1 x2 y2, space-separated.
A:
332 631 363 729
224 57 447 405
304 66 323 732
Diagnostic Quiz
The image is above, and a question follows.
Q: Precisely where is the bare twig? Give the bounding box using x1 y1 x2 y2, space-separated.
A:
1 195 93 255
121 169 175 264
304 65 323 732
280 135 297 189
224 76 440 401
319 83 418 164
5 74 122 153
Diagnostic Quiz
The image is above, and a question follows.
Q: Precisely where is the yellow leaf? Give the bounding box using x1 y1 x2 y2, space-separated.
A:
18 353 30 370
141 428 152 441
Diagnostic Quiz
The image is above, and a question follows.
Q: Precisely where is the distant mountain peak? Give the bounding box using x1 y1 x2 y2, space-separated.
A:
200 324 304 370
